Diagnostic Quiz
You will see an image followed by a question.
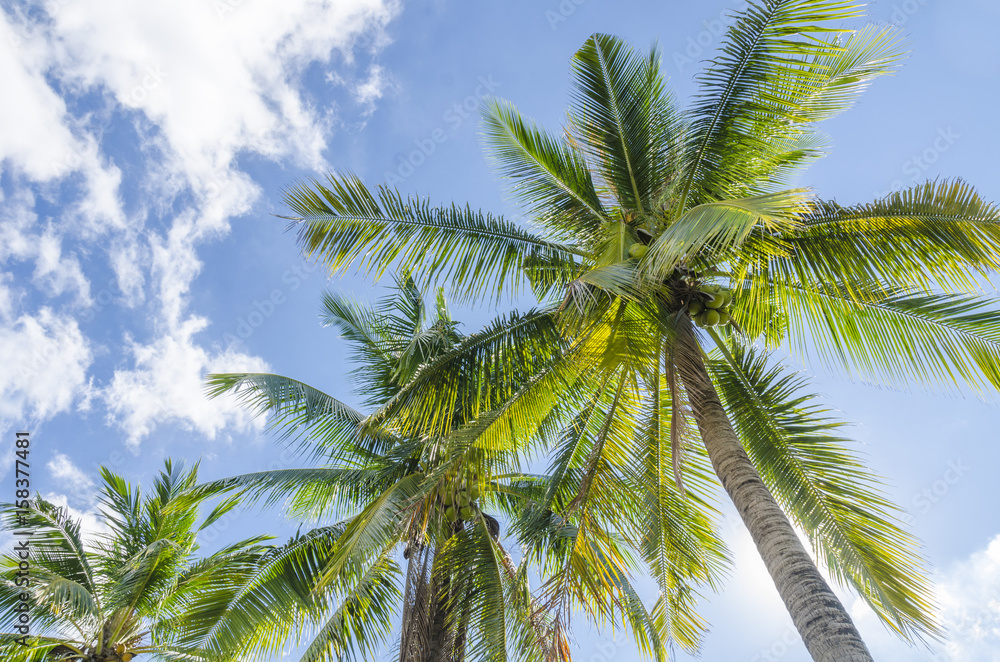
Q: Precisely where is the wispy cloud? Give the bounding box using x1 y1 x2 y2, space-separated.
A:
0 0 401 444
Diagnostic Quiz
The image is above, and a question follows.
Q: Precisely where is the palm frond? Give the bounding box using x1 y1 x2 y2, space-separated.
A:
284 173 584 303
680 0 864 206
772 179 1000 294
205 373 397 462
483 98 608 245
708 339 939 640
570 34 681 215
646 189 810 277
778 282 1000 396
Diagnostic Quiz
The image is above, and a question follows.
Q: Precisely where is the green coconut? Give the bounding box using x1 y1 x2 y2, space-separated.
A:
442 492 453 506
469 485 481 500
706 293 725 309
444 506 457 522
459 506 474 520
458 493 471 508
718 310 731 325
628 242 648 259
689 300 704 315
723 290 733 305
704 309 721 326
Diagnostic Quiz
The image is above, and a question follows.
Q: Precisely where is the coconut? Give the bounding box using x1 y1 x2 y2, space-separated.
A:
458 493 471 508
704 309 721 326
442 492 453 507
723 290 733 305
122 655 133 662
469 485 481 500
628 243 648 259
706 293 726 309
718 311 731 325
444 506 456 522
459 506 474 520
689 300 704 315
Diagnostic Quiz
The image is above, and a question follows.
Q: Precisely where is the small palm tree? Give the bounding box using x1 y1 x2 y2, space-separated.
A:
0 460 270 662
275 2 1000 659
204 279 723 660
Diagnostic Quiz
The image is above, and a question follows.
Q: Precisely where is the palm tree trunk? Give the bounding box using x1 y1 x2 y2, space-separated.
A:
677 328 873 662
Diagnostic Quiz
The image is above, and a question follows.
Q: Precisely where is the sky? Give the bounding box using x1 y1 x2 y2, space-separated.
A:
1 0 999 659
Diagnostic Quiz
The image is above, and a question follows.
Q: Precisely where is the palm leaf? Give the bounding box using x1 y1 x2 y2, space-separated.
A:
483 98 608 245
777 282 1000 396
707 339 939 640
680 0 863 207
284 173 584 302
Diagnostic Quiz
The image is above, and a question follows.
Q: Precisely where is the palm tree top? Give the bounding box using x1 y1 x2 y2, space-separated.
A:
252 0 1000 657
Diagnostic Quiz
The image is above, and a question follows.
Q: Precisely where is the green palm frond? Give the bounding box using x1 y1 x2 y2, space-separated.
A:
205 373 397 462
570 34 681 216
0 498 98 601
708 339 939 640
296 554 401 662
173 524 400 662
366 307 565 439
483 98 608 244
284 173 584 302
778 283 1000 396
180 467 396 522
681 0 864 206
774 179 1000 293
627 362 730 653
314 474 421 593
646 189 810 277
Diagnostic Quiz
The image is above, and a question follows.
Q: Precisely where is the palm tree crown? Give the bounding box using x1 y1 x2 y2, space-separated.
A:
275 2 1000 659
0 460 272 662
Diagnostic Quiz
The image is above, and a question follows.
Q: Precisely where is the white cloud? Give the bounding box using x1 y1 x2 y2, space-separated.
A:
854 533 1000 661
34 231 92 304
47 452 97 506
41 492 110 546
0 0 400 443
0 14 125 230
104 315 270 445
0 307 94 421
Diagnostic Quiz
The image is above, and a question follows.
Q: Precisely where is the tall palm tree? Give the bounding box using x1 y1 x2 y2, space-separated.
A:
276 2 1000 659
204 279 722 661
0 460 273 662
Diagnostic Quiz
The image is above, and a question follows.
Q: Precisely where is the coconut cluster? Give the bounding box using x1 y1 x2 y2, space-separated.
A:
628 242 648 259
441 474 481 523
689 284 733 328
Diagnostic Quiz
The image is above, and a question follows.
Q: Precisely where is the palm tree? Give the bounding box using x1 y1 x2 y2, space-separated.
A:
204 279 727 660
0 460 273 662
275 2 1000 659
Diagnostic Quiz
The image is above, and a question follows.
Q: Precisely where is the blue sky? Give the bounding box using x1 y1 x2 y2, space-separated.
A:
1 0 999 659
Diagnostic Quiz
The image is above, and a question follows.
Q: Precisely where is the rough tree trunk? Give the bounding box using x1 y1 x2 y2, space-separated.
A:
677 328 873 662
